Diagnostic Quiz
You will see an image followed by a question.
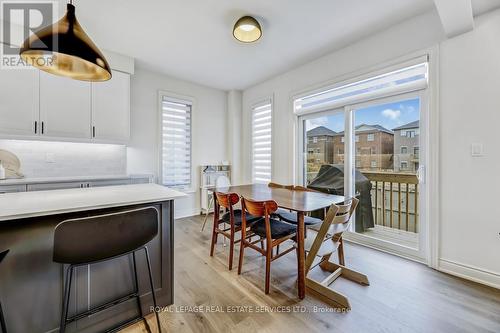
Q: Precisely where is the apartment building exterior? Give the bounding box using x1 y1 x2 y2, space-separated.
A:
306 126 336 164
333 124 394 170
393 120 419 172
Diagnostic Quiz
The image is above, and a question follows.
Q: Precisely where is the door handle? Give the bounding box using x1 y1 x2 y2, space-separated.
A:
41 121 45 135
92 126 96 138
34 121 38 134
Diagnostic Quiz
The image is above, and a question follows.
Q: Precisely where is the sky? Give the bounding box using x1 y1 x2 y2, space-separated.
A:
306 98 420 132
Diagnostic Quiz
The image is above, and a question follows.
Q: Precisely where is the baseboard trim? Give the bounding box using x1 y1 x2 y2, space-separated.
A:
438 258 500 290
175 208 200 219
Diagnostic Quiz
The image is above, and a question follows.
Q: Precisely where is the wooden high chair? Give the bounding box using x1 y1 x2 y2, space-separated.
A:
304 197 369 309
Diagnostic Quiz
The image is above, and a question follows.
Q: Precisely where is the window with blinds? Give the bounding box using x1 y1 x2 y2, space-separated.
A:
160 95 192 188
252 100 272 183
294 60 428 115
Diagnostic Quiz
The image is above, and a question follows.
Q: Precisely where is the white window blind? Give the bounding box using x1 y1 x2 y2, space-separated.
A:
252 100 272 183
294 59 428 115
161 96 192 187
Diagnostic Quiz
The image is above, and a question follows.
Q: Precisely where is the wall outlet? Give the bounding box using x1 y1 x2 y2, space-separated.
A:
45 153 56 163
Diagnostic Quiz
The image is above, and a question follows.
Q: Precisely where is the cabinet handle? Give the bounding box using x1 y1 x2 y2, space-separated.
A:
34 121 37 134
92 126 96 138
41 121 44 135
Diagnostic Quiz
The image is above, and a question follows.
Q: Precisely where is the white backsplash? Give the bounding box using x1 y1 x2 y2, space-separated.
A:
0 140 127 178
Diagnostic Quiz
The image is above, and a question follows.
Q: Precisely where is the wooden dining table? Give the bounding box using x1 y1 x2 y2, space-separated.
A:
214 183 345 299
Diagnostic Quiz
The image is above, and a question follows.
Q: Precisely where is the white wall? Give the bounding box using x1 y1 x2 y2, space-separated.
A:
127 68 227 218
227 90 243 184
242 8 500 288
438 9 500 287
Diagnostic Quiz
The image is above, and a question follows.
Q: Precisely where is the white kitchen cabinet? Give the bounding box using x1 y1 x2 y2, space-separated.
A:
39 71 92 139
92 70 130 143
0 69 39 137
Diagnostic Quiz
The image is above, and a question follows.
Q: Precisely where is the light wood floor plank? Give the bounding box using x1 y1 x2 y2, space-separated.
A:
121 215 500 333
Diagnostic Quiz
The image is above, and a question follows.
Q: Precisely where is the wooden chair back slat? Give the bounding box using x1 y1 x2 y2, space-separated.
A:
332 213 351 225
215 192 239 209
323 197 359 227
268 182 294 190
293 185 316 192
242 197 278 217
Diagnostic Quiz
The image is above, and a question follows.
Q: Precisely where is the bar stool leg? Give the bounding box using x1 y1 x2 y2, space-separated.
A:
60 265 74 333
0 300 7 333
144 247 162 333
132 252 143 317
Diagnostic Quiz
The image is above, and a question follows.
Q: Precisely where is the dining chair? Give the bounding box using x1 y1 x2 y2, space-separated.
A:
268 182 323 226
238 197 298 294
304 197 369 309
53 207 162 333
201 175 232 232
210 192 261 270
0 249 9 333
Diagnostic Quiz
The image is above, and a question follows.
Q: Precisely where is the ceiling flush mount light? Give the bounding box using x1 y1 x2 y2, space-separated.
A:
233 16 262 43
19 0 111 81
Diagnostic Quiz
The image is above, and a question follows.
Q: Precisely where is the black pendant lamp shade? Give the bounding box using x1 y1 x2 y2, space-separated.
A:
19 3 111 81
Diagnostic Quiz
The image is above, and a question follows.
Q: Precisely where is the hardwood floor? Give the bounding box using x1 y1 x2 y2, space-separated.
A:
122 215 500 333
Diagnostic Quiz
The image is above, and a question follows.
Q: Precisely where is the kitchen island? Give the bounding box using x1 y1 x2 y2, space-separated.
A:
0 184 185 333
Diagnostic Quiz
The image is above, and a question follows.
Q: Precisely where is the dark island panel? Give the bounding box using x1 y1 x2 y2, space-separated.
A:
0 200 174 333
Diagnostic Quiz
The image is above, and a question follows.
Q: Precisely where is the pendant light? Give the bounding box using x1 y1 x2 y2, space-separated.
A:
19 0 111 81
233 16 262 43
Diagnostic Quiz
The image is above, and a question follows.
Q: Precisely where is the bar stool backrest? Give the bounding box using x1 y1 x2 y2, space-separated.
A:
53 207 159 265
0 250 8 264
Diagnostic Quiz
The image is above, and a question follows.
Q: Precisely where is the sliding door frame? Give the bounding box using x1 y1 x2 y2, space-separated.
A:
294 47 439 267
344 90 429 262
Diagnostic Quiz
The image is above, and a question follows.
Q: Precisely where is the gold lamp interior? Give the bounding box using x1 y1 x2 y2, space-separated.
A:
233 16 262 43
19 3 111 81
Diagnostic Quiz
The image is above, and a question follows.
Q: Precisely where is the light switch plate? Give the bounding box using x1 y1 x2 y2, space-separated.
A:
471 143 483 157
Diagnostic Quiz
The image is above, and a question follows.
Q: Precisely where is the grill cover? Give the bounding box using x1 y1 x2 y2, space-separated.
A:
308 164 375 232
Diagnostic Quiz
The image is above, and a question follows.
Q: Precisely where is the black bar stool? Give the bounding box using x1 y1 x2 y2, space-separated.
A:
0 249 9 333
53 207 162 333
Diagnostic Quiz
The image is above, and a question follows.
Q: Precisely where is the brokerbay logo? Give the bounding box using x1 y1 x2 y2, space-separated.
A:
1 1 58 69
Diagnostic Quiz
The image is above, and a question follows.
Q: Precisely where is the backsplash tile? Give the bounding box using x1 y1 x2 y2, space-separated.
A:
0 140 126 178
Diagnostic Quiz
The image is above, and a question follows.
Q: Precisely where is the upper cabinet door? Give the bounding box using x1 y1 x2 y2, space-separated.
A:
92 70 130 143
0 69 39 136
39 71 91 139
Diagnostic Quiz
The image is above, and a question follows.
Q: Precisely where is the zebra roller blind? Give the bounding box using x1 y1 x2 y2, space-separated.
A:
251 100 272 184
161 95 192 187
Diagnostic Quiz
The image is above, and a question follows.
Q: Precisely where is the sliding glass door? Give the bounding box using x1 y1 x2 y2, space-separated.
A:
347 92 426 260
298 91 427 261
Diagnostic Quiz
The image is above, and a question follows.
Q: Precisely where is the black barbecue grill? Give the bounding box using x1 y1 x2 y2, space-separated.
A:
308 164 375 233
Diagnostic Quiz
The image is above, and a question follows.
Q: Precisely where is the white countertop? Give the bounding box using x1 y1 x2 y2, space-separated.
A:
0 174 153 186
0 183 186 221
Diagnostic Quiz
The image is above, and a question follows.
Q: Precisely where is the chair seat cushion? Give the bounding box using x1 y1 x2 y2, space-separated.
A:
275 210 322 225
251 218 297 239
221 209 261 225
